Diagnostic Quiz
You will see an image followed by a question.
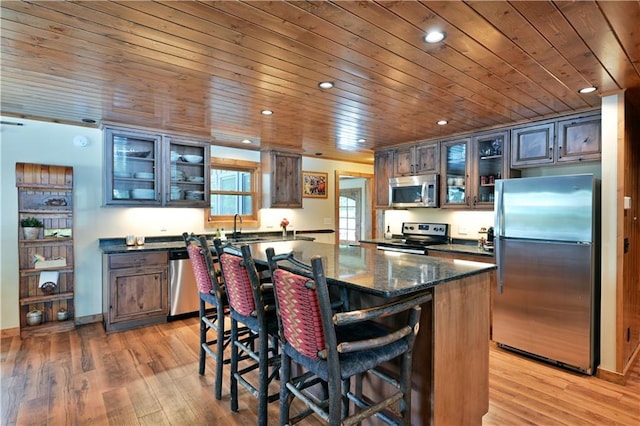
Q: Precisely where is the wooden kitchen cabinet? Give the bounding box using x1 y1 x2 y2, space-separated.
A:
511 113 601 168
557 115 601 163
261 150 302 208
510 122 555 167
374 149 393 208
103 251 168 332
394 142 439 176
16 163 75 338
441 132 515 209
104 125 210 207
440 137 471 208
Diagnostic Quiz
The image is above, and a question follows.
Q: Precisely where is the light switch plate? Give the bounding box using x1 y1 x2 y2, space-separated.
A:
624 196 631 210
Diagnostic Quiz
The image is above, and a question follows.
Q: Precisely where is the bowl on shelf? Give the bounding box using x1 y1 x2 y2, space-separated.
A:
171 170 186 181
454 177 465 186
134 172 154 179
181 154 203 163
130 188 156 200
113 189 130 199
123 150 151 158
170 151 181 162
184 190 204 200
186 176 205 183
114 171 132 178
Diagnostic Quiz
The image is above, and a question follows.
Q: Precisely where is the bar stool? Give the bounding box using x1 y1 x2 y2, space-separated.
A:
182 232 232 400
266 247 431 426
213 239 280 426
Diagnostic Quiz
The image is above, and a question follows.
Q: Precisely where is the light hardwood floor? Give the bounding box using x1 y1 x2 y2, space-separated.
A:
1 318 638 425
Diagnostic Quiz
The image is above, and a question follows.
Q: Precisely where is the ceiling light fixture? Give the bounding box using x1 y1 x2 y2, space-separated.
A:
261 109 273 115
318 81 334 89
358 138 366 143
578 86 597 94
424 31 446 43
437 120 448 125
241 139 252 144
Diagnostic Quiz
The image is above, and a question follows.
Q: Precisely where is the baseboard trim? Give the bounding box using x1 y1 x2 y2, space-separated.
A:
596 366 625 384
596 344 640 385
0 327 20 338
76 314 103 326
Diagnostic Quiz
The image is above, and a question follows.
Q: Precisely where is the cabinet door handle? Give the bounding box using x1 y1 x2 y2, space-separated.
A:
473 196 477 206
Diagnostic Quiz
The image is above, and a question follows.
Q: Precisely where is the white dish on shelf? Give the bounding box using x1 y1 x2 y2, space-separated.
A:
130 189 156 199
114 171 132 178
181 155 203 163
113 189 130 199
184 190 204 200
186 176 205 183
170 151 181 162
134 172 154 179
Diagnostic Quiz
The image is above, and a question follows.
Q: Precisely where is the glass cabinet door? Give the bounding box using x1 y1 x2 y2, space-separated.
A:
165 137 209 207
106 128 162 205
441 138 470 208
473 131 507 207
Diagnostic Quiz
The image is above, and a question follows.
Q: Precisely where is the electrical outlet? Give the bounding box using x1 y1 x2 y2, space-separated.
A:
458 225 468 235
323 217 332 225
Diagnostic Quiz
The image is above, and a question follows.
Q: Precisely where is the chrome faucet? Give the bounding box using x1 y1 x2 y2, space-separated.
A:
233 213 242 239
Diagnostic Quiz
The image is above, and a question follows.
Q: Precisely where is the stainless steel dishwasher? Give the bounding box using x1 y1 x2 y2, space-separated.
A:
168 248 200 319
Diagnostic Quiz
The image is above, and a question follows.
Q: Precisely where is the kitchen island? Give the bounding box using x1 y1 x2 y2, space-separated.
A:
242 240 496 426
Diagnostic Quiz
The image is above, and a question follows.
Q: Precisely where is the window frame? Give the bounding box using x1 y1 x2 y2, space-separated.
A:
205 157 261 229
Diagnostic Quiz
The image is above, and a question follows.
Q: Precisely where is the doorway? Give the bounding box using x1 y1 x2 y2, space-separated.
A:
335 171 374 245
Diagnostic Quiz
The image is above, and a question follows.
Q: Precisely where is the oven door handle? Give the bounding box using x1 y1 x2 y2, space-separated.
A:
376 245 426 255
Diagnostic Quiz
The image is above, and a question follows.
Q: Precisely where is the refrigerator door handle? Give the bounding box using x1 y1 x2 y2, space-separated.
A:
495 181 505 294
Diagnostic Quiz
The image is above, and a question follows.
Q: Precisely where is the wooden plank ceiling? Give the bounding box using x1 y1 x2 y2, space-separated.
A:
1 1 639 163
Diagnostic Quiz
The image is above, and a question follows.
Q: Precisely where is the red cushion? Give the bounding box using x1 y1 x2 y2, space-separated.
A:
273 269 325 359
220 253 256 317
186 243 213 294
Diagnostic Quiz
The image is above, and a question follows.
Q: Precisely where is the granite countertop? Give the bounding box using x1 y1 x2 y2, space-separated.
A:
425 243 494 257
99 234 314 254
244 240 496 298
359 238 494 258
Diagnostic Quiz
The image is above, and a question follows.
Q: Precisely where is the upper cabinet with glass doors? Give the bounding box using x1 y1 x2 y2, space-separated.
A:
440 138 470 208
104 126 210 207
472 130 511 208
441 131 515 209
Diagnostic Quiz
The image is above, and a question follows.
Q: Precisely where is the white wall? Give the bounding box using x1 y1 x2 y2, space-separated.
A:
0 118 372 330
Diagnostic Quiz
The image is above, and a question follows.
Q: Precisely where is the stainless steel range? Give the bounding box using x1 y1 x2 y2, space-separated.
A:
377 222 449 254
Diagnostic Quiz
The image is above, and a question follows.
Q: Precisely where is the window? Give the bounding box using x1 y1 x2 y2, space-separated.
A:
206 158 261 228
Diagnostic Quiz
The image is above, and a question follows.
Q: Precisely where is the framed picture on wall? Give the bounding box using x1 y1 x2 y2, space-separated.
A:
302 171 328 198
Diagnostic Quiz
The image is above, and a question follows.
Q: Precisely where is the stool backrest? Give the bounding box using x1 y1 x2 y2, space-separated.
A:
219 252 255 317
271 268 325 359
182 233 223 297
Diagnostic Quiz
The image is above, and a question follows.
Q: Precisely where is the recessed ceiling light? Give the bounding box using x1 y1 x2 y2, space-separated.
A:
424 31 446 43
261 109 273 116
315 152 323 156
81 118 96 124
437 120 448 126
578 86 597 94
241 139 252 144
318 81 334 89
358 138 366 143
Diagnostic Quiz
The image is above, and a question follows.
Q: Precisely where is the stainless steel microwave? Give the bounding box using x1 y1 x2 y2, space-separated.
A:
389 174 438 208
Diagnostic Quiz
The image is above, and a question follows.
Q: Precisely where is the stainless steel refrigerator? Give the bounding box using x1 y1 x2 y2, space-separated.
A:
494 174 600 374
